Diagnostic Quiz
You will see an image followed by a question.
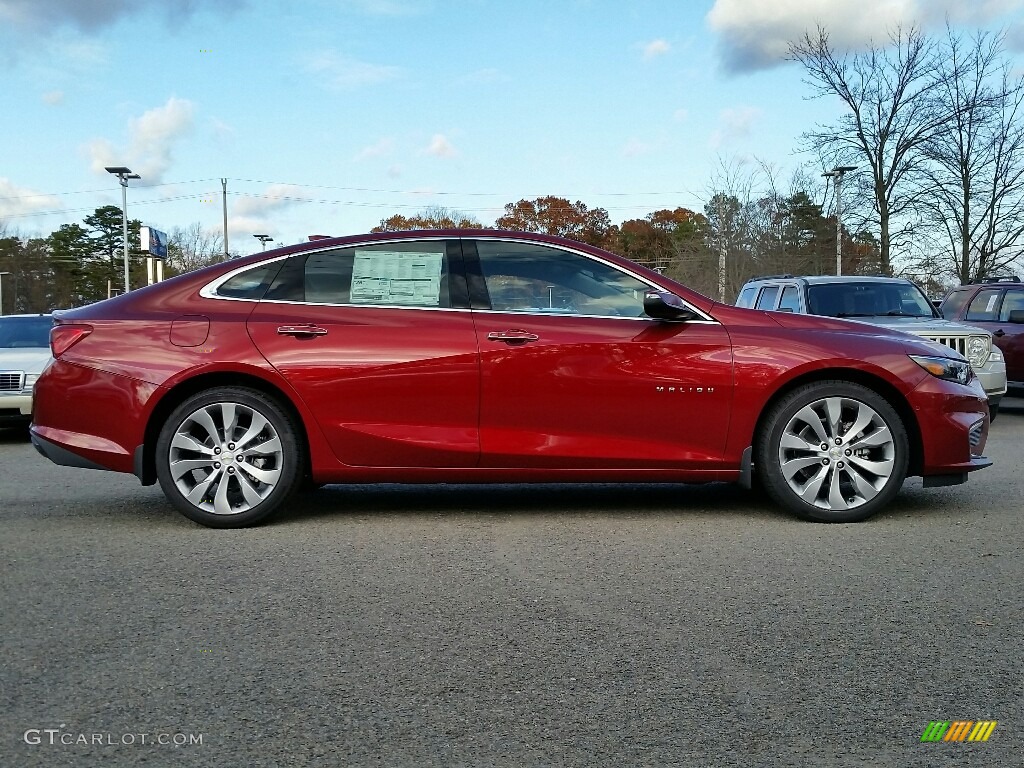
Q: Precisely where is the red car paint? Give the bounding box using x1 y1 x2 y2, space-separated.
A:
31 230 990 503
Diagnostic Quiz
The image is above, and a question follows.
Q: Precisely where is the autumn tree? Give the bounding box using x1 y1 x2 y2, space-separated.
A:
611 208 707 274
494 196 612 247
372 206 483 232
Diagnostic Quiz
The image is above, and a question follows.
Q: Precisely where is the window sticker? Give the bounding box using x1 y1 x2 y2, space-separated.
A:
351 250 444 306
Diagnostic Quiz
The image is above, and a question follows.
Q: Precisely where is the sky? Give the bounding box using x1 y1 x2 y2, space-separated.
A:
2 0 1023 254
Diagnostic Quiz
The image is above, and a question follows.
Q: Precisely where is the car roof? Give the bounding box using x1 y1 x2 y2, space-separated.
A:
743 275 914 286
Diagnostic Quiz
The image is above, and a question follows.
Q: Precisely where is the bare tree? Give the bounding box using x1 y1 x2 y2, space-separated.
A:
167 223 227 275
789 26 948 274
920 28 1024 283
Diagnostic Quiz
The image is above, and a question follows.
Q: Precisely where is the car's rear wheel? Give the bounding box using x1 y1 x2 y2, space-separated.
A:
155 387 303 528
756 381 909 523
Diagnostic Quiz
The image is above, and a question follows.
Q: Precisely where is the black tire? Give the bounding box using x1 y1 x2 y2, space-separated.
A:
155 387 304 528
755 381 909 523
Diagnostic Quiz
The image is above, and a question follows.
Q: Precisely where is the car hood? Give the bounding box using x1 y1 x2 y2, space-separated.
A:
845 316 988 336
0 347 53 373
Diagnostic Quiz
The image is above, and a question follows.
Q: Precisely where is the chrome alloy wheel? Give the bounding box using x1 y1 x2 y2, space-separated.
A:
168 402 284 516
777 396 896 511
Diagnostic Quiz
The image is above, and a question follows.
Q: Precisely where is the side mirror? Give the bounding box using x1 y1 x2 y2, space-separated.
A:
644 290 698 322
1008 309 1024 324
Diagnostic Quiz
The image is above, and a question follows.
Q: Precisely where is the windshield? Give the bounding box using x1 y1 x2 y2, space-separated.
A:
0 317 53 349
806 282 936 319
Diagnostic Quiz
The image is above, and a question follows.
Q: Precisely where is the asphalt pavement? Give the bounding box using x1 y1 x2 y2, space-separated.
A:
2 400 1023 767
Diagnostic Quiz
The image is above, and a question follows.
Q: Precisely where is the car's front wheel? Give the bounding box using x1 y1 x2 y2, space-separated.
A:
756 381 909 523
155 387 304 528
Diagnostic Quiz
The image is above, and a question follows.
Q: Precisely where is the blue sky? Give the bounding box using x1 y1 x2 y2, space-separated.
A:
2 0 1023 252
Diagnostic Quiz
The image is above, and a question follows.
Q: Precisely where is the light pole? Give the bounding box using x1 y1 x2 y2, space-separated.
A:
0 271 9 315
822 166 856 275
254 234 274 251
105 166 141 292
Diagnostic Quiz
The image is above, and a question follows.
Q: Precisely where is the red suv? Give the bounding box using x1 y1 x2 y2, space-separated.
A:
940 277 1024 396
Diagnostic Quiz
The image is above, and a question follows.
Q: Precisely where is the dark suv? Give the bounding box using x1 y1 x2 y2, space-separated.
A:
940 277 1024 396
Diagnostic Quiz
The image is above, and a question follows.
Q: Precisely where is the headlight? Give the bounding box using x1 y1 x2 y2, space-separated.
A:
910 355 972 385
966 335 990 368
23 374 39 391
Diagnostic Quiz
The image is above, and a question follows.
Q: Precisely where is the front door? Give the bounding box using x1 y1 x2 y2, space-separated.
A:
467 239 733 469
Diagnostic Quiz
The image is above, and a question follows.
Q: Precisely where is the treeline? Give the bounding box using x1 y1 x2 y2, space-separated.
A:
0 209 229 313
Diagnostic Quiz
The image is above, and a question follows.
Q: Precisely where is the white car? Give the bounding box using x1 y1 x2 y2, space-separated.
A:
0 314 53 426
736 276 1008 418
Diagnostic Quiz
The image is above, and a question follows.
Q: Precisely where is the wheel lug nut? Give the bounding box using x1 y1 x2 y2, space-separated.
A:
214 462 221 469
228 466 235 474
214 447 221 454
236 455 244 462
835 438 842 445
820 443 828 450
822 458 830 465
845 449 851 456
837 461 845 469
228 443 235 450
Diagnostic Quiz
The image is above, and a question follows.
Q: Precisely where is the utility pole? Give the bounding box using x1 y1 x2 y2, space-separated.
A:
822 166 856 275
221 178 229 259
105 166 141 292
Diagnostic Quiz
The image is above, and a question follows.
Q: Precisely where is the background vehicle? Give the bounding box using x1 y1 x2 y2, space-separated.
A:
30 232 990 527
940 276 1024 397
736 275 1007 419
0 314 53 427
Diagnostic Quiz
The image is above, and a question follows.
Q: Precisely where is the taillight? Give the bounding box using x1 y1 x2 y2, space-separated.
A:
50 324 93 357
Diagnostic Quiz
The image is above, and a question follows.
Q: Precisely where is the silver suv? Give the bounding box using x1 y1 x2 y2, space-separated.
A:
0 314 54 426
736 275 1007 418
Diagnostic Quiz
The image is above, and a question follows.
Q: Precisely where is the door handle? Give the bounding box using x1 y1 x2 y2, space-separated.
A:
487 330 539 344
277 325 328 337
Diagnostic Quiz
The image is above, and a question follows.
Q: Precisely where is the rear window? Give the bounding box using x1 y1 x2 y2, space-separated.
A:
736 286 757 308
754 286 780 310
965 289 1001 322
0 317 53 348
215 263 280 300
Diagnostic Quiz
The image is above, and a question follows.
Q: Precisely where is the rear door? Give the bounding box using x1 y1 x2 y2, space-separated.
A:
246 239 481 468
465 238 733 469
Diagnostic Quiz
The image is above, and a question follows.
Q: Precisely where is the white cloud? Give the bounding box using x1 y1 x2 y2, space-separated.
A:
87 97 195 183
425 134 457 158
41 89 64 105
642 39 671 60
0 177 62 220
354 137 394 161
305 51 402 89
232 184 306 218
709 106 762 148
707 0 1024 72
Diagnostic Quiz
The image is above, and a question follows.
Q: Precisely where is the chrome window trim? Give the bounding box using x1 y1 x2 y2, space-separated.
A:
198 234 719 323
474 236 719 324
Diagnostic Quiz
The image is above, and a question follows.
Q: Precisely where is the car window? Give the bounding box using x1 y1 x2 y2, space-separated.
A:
940 288 971 319
778 285 800 312
0 317 52 348
475 241 648 317
965 289 1002 322
998 290 1024 322
264 242 451 308
806 281 933 317
215 263 280 300
754 285 780 310
736 285 757 308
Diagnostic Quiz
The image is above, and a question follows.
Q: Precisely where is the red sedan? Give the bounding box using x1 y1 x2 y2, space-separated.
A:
31 230 991 527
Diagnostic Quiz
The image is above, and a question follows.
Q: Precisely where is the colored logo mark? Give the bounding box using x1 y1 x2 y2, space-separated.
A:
921 721 997 742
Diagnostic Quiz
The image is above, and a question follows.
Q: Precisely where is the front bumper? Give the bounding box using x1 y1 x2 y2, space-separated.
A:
0 392 33 422
975 356 1007 398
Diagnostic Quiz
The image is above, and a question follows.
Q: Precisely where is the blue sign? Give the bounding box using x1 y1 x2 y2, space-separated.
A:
141 227 168 259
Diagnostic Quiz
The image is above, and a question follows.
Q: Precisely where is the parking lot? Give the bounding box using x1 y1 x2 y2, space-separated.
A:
2 401 1023 767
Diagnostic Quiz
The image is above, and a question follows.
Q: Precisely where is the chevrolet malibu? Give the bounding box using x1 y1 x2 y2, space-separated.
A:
31 230 991 527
